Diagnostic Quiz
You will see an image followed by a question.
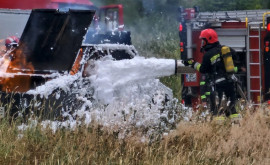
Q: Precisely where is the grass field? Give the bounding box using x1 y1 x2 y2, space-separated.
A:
1 105 270 164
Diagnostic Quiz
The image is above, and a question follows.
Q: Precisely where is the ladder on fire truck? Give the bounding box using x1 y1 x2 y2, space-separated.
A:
195 10 269 23
246 23 262 105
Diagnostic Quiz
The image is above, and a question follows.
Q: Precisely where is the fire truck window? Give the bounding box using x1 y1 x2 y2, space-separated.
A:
58 3 97 11
99 9 119 32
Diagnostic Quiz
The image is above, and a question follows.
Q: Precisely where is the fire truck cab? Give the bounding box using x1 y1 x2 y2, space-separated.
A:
178 7 270 107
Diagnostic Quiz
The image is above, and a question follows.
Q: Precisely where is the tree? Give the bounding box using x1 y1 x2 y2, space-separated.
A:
194 0 265 11
267 1 270 8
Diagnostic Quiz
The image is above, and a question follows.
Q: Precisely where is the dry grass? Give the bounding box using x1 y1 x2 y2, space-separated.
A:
1 106 270 164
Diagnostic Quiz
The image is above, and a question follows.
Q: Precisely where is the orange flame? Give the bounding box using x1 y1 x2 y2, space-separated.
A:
70 48 83 75
0 43 34 93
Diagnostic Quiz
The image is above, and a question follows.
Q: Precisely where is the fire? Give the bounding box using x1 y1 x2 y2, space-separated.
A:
70 48 83 75
0 39 10 72
0 43 34 93
0 55 12 73
0 39 5 53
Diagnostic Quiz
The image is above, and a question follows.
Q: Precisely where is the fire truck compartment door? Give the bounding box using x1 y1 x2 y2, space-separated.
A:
216 29 246 52
18 9 95 72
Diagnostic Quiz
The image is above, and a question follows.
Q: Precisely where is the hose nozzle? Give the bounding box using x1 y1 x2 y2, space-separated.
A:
175 60 196 74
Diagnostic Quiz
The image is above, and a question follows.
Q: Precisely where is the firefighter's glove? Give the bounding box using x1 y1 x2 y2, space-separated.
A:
183 58 195 67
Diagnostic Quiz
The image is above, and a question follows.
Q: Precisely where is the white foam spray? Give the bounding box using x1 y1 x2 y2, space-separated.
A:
19 54 186 140
87 56 175 104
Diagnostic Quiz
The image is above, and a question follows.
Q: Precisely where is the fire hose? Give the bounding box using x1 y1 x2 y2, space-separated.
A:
174 60 196 74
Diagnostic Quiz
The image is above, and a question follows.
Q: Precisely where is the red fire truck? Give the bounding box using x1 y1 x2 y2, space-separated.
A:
178 7 270 107
0 0 94 9
0 0 127 43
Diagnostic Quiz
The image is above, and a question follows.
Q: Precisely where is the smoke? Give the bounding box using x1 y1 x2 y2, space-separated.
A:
142 0 155 14
82 1 180 59
0 54 11 75
89 0 104 7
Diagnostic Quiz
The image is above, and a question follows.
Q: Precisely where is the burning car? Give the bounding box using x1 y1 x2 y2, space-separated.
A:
0 9 139 118
0 8 181 127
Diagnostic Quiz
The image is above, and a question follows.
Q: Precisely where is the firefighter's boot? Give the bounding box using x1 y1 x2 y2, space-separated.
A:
229 113 242 124
213 115 226 124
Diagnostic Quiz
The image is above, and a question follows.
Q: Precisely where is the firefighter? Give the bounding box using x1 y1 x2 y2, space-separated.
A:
5 36 19 51
184 28 240 121
0 36 19 69
0 36 19 59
